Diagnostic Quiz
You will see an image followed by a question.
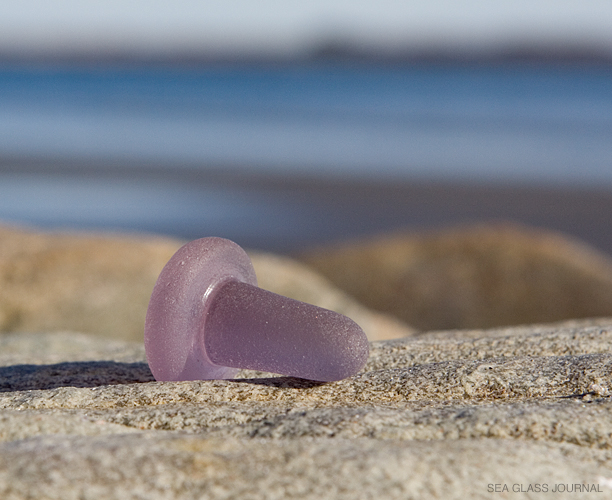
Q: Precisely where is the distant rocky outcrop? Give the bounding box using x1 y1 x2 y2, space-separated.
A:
0 224 412 342
300 223 612 331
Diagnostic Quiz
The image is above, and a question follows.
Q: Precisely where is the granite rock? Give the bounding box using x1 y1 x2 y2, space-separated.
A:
3 223 612 498
299 223 612 331
0 224 412 341
1 323 612 498
1 435 609 500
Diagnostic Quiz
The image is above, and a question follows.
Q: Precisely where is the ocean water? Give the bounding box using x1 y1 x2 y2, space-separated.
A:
0 62 611 250
2 63 612 182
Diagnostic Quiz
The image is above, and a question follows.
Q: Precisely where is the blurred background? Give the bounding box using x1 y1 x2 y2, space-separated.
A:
1 0 611 253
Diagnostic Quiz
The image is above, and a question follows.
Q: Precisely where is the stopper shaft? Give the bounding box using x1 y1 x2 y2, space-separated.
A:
203 280 369 381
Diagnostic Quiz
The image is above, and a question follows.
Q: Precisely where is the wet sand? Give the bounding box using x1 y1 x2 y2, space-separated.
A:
1 160 611 255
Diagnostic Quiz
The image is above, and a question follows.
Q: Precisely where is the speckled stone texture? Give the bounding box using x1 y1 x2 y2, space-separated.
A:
1 323 612 499
3 223 612 498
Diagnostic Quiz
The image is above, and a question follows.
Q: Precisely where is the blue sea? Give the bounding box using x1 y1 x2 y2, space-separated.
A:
1 62 611 251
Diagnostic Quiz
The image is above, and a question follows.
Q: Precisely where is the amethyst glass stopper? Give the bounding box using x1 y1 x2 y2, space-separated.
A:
144 237 369 382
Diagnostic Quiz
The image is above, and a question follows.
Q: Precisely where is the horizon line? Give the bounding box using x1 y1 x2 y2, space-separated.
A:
2 43 612 67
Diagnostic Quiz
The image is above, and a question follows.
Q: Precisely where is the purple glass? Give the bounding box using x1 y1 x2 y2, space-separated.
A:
145 237 369 382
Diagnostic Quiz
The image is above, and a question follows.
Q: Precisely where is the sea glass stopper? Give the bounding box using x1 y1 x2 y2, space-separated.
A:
144 237 369 382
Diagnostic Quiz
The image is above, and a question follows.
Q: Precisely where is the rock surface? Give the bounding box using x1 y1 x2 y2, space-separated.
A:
299 223 612 331
1 323 612 499
3 223 612 498
0 224 412 341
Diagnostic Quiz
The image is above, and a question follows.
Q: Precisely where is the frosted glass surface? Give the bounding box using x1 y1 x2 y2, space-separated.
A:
145 237 369 382
205 280 369 382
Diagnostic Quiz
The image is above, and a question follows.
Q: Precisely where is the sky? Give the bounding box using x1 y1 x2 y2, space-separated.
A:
1 0 612 58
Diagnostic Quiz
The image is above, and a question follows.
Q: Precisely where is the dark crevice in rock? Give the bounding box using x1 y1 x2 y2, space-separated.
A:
232 377 328 389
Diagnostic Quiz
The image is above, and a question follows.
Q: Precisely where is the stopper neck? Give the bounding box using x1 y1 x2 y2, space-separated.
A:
203 280 369 381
